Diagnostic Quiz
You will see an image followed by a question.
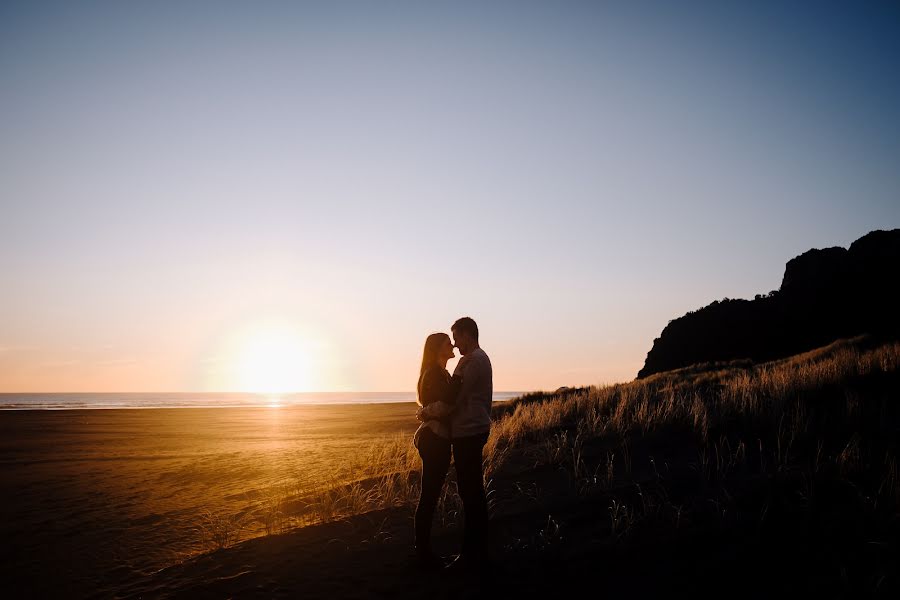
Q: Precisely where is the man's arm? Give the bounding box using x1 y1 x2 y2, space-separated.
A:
416 401 454 421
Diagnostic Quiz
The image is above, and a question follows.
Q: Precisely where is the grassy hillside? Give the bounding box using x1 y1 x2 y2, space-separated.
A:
165 335 900 598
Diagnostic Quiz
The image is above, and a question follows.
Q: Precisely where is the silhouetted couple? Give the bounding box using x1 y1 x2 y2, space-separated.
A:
413 316 493 573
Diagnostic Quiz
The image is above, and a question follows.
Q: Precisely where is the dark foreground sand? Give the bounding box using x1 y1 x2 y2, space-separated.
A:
0 404 419 598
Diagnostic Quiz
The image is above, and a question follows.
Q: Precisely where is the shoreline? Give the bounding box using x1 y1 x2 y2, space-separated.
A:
0 392 526 411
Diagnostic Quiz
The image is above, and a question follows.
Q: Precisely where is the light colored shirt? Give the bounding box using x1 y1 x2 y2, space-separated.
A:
449 347 493 438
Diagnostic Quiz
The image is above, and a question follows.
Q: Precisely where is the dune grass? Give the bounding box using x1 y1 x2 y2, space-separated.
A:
199 335 900 571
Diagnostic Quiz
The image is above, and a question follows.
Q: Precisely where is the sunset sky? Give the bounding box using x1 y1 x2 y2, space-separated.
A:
2 1 899 393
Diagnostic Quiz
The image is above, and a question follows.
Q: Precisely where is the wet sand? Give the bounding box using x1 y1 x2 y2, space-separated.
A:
0 404 418 597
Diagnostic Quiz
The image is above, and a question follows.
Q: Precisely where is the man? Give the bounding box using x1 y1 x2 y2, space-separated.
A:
446 316 493 570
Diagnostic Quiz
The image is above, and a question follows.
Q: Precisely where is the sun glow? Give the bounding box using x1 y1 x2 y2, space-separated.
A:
202 316 352 393
231 324 314 394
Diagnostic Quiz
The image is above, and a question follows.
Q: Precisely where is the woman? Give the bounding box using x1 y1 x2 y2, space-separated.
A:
413 332 463 568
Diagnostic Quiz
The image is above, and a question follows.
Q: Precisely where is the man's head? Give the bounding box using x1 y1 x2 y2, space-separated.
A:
451 317 479 355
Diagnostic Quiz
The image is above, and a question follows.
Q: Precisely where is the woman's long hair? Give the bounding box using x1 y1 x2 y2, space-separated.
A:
417 332 449 406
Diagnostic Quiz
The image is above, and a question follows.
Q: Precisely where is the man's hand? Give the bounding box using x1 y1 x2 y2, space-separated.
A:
415 406 426 422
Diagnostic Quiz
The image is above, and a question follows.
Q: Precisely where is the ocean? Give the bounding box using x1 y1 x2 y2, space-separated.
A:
0 391 525 410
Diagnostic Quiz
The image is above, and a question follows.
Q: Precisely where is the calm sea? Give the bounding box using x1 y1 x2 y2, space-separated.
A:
0 391 525 410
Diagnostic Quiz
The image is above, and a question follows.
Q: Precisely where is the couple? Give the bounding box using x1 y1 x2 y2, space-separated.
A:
413 316 493 572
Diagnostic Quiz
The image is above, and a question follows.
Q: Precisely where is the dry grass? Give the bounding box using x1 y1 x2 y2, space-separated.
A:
199 336 900 552
488 337 899 463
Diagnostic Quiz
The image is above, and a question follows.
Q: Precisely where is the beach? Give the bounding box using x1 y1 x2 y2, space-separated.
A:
0 403 419 597
3 342 899 598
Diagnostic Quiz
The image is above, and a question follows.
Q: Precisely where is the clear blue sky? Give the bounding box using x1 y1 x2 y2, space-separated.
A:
1 1 898 392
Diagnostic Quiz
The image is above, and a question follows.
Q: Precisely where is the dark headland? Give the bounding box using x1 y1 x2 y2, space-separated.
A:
639 229 900 378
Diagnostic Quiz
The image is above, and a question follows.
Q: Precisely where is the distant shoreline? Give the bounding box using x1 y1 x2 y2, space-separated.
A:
0 391 526 410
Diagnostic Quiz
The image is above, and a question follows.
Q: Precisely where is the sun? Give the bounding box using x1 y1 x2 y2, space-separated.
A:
233 325 313 394
202 316 346 394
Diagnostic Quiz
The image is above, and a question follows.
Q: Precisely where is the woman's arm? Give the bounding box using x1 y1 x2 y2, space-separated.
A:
416 369 461 422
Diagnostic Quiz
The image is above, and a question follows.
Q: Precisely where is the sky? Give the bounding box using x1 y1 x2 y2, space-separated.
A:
1 1 899 393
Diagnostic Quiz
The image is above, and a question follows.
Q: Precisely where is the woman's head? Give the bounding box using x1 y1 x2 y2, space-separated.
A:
417 332 455 403
420 332 455 370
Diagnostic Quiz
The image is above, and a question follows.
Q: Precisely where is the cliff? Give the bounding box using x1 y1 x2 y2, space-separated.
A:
637 229 900 378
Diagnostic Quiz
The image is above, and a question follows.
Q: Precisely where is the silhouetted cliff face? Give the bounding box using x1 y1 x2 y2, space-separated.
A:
638 229 900 378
